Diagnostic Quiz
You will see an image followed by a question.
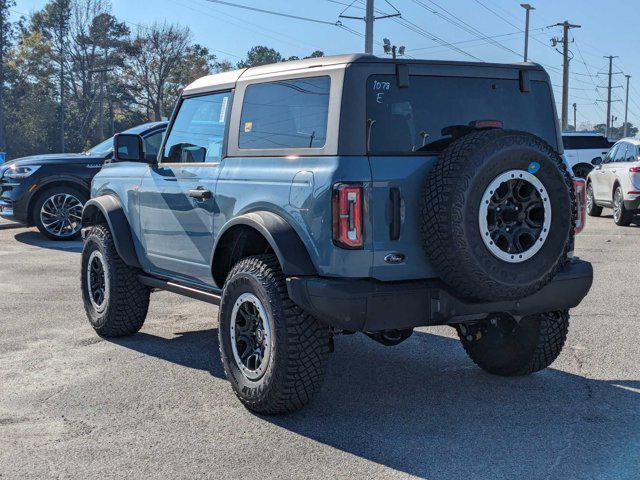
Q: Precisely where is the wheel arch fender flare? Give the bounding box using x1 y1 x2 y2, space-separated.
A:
212 211 317 286
81 195 140 268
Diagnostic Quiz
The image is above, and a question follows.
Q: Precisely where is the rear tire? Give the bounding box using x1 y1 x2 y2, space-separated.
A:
218 254 331 414
81 224 150 337
613 186 634 226
586 181 602 217
456 310 569 376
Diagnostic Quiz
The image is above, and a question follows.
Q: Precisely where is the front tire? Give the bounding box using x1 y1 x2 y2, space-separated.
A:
33 186 87 240
81 224 150 337
613 186 634 226
457 310 569 376
586 181 602 217
218 255 331 414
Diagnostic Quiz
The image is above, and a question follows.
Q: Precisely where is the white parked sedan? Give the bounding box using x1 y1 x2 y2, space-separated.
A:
586 137 640 226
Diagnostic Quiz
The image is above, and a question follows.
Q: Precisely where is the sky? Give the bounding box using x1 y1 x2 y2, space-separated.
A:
11 0 640 128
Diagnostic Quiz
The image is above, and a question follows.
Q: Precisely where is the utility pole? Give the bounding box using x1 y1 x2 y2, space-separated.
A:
601 55 619 138
573 102 577 131
553 21 581 131
364 0 374 55
520 4 534 62
624 74 631 137
339 0 401 55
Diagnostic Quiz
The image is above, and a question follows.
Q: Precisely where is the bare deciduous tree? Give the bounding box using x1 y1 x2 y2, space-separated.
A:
128 22 197 121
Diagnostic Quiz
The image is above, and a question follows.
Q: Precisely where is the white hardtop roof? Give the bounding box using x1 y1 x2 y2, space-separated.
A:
183 54 364 95
562 131 608 137
183 53 544 96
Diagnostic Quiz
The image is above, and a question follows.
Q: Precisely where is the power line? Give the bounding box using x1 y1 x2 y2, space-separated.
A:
408 30 548 54
185 0 324 53
201 0 339 26
410 0 521 59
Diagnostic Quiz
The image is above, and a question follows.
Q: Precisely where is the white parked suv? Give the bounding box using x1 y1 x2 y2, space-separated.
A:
586 137 640 226
563 132 614 178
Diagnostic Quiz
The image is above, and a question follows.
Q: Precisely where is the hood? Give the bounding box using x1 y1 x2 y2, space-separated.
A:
2 153 107 168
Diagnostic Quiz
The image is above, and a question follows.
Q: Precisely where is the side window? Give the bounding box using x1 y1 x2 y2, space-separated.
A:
605 144 619 163
143 130 164 157
162 91 231 163
626 144 637 162
239 76 330 149
615 143 628 162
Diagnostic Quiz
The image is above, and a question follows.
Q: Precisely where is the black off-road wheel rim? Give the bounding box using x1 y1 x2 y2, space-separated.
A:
86 250 109 313
230 293 272 381
479 169 552 263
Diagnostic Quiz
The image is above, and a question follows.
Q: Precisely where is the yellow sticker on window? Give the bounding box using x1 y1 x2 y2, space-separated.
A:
244 122 253 133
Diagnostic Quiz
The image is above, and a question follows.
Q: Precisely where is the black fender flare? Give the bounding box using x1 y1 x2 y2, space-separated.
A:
213 211 317 279
81 195 141 268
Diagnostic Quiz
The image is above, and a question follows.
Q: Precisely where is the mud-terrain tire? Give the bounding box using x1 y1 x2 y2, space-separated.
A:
457 310 569 376
219 254 331 414
81 224 150 337
586 181 602 217
613 185 634 226
421 129 575 301
33 185 87 240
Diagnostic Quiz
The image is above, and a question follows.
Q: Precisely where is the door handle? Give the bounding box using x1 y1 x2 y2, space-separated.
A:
188 188 212 200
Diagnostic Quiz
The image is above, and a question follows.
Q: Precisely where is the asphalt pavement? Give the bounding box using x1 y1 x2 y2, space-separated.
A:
0 214 639 479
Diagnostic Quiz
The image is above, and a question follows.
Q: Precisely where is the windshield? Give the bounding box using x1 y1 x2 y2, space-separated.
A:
85 136 114 156
366 74 558 153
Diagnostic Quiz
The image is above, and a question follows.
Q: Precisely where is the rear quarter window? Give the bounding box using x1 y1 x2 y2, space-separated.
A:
366 74 558 153
563 135 613 150
239 76 330 149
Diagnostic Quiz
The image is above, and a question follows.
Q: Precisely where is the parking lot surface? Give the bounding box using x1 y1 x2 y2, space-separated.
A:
1 215 639 479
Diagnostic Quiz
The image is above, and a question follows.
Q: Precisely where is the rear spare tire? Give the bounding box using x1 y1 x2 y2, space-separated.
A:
422 129 574 301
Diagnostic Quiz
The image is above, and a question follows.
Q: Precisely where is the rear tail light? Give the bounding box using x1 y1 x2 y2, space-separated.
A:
573 178 586 234
629 166 640 173
332 183 363 249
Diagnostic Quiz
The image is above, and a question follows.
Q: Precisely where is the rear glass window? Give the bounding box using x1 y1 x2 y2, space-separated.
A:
366 75 558 153
563 135 613 150
239 76 330 149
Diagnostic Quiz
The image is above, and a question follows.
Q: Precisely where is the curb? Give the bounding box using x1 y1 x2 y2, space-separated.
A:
0 222 23 230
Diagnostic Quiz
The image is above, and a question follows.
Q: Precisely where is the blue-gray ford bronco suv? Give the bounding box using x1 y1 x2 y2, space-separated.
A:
80 55 593 414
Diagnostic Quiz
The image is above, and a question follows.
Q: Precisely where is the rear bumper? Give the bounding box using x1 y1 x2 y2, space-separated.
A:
624 194 640 211
287 258 593 332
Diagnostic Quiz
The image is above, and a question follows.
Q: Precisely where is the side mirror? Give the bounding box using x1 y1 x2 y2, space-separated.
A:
591 157 603 166
114 133 147 163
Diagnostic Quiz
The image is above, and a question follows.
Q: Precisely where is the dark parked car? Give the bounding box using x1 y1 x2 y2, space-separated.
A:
0 122 167 240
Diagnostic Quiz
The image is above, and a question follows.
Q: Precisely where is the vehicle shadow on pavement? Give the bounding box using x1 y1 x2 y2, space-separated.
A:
599 213 640 227
109 327 640 479
274 331 640 479
14 231 82 252
110 329 226 379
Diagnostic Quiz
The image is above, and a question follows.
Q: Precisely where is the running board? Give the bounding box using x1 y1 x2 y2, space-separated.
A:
138 275 221 305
